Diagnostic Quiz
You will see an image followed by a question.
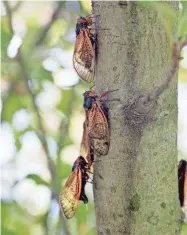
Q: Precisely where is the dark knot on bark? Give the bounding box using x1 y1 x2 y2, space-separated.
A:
123 95 157 126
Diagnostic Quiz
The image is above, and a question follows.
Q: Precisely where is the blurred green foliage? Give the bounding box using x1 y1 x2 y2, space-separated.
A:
1 1 187 235
1 1 95 235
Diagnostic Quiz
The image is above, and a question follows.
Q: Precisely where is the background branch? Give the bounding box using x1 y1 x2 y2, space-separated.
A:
35 1 64 46
4 2 70 234
3 1 14 34
4 0 54 171
141 43 180 104
12 1 22 13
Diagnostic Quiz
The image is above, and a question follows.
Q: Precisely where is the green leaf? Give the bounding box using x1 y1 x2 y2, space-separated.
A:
1 201 32 235
14 127 35 151
1 16 12 59
56 161 72 191
182 222 187 235
178 2 187 37
75 201 95 232
26 174 50 186
48 19 68 46
179 68 187 83
87 227 96 235
21 16 40 52
3 92 31 122
57 89 75 115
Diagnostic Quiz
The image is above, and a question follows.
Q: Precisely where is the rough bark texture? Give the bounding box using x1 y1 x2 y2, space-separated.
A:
92 2 181 235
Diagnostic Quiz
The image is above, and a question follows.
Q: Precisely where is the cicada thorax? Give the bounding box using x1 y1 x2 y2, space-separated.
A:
73 16 95 83
83 90 110 156
178 160 187 207
59 156 88 219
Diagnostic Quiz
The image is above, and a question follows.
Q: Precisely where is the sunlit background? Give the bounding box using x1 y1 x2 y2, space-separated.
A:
1 1 187 235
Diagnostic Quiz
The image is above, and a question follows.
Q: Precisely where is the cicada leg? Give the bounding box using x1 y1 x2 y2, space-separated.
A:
86 179 93 184
83 173 93 184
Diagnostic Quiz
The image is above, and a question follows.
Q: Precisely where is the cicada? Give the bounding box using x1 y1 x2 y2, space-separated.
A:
73 16 95 83
59 156 88 219
178 160 187 207
80 120 94 169
83 90 110 156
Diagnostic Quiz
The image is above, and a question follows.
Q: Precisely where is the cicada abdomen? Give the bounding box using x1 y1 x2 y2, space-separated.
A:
83 90 110 155
73 16 95 83
59 156 88 219
178 160 187 207
184 165 187 219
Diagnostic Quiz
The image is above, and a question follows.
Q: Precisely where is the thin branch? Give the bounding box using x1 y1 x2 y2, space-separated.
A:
3 1 14 34
1 84 14 123
141 43 180 104
4 0 54 174
12 1 22 13
17 52 53 163
4 3 70 233
53 195 71 235
35 1 64 46
180 40 187 50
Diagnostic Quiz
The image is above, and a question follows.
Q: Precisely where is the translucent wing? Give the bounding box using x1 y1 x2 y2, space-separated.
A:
80 121 90 159
87 102 109 140
59 168 82 219
73 29 94 83
80 120 94 168
85 101 109 156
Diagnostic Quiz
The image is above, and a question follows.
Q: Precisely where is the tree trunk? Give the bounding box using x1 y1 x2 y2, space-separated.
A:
92 2 181 235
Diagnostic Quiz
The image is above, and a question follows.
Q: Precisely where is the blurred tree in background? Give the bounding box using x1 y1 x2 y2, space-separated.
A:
1 1 95 235
1 1 187 235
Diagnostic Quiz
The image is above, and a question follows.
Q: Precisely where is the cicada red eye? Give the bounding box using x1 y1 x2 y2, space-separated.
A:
59 156 88 219
85 17 92 25
73 16 95 83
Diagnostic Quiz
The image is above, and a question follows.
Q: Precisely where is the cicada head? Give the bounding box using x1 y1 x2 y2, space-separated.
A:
83 91 96 110
178 160 186 171
72 156 87 171
76 16 92 36
77 16 92 25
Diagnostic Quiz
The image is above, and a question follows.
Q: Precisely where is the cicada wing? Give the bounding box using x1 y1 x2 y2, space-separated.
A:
80 121 90 159
59 168 82 219
87 103 109 140
73 30 94 83
80 121 94 168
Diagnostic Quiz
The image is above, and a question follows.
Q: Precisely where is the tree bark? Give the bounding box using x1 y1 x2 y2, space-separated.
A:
92 2 181 235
